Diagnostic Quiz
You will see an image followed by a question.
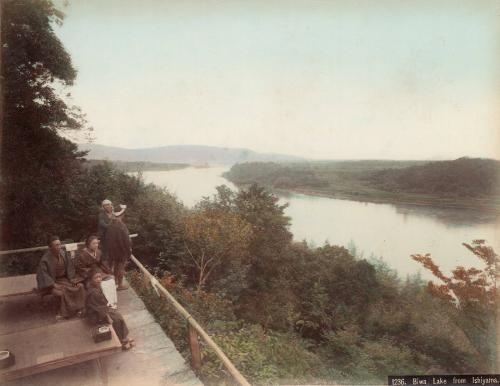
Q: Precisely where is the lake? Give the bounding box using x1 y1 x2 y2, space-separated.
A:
136 166 500 280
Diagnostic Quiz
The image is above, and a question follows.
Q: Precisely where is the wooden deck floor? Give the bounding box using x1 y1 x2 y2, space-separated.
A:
0 280 203 386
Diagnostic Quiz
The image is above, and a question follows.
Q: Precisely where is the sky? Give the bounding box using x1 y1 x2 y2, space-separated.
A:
55 0 500 160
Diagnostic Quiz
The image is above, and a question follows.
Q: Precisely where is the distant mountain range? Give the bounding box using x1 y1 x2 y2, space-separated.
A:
79 144 305 165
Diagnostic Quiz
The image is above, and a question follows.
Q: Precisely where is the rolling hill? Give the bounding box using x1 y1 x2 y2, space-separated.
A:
79 144 305 165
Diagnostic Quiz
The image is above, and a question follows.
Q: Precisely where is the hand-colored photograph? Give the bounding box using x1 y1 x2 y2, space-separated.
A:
0 1 499 385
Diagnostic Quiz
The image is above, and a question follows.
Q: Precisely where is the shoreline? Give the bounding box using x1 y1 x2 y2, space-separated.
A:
121 166 499 214
229 182 500 213
288 188 499 212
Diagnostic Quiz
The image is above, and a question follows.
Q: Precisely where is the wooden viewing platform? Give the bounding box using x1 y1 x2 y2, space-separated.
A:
0 319 122 382
0 239 250 386
0 278 203 386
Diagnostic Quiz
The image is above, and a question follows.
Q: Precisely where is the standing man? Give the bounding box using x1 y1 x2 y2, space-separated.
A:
106 205 131 291
98 199 114 263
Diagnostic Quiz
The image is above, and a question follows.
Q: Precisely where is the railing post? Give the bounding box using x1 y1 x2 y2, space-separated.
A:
187 321 202 371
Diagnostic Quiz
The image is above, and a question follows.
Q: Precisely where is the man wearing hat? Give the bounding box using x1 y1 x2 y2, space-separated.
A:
98 199 113 263
106 204 131 290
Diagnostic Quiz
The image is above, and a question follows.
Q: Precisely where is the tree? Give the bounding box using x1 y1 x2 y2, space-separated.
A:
1 0 90 247
412 240 499 371
234 184 293 290
183 207 252 292
126 184 186 271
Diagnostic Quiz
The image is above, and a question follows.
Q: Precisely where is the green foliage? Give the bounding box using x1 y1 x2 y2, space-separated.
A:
129 271 328 385
182 203 252 292
234 184 293 290
368 157 500 197
223 159 500 209
0 158 187 276
1 0 90 248
125 184 186 270
363 294 480 373
224 162 328 189
0 251 41 277
79 162 187 271
319 326 427 384
203 324 325 385
286 243 381 338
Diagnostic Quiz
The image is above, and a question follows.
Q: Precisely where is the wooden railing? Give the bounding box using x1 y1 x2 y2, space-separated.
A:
0 234 138 256
129 254 251 386
0 239 251 386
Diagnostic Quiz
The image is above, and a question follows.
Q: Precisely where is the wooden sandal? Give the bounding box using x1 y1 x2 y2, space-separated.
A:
121 339 135 351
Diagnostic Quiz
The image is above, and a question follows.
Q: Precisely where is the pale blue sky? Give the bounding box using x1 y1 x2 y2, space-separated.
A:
56 0 500 159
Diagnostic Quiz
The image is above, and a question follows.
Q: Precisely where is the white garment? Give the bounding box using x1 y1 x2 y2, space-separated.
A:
100 276 118 309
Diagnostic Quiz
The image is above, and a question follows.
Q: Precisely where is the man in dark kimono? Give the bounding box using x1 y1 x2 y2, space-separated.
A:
86 269 134 349
36 236 86 319
106 206 132 291
98 199 114 263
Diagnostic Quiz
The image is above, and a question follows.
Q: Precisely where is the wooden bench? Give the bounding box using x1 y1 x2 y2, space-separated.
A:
0 274 79 300
0 274 37 298
0 234 139 298
0 319 122 382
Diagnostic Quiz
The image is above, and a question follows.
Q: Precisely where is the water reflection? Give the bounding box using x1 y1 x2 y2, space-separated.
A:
392 204 498 226
282 191 500 279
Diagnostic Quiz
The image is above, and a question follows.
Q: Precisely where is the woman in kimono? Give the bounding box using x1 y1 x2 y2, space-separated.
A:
86 269 134 350
36 236 86 319
75 235 112 284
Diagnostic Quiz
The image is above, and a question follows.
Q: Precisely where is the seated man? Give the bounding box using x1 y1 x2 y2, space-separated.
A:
36 236 86 319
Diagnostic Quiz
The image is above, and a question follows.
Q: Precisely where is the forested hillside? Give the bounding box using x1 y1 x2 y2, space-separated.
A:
224 158 500 210
367 157 500 197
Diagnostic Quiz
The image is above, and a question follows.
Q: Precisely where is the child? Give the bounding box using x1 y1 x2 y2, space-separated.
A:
86 269 135 350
